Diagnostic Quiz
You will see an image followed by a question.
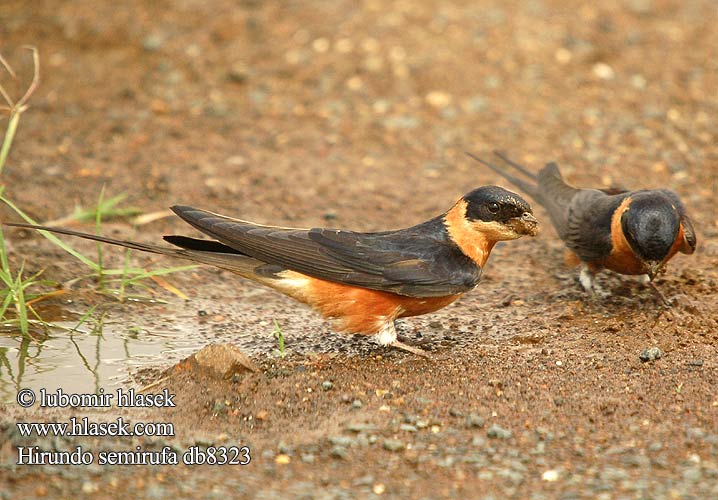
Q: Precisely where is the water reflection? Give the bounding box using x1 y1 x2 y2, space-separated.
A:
0 310 209 403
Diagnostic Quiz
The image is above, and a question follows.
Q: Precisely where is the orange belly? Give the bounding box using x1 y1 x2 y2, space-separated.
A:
273 271 462 334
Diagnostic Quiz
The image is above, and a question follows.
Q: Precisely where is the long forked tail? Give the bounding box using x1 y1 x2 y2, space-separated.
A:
465 151 540 200
2 222 264 275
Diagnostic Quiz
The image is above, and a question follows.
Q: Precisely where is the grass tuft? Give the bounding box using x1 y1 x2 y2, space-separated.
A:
273 319 287 358
0 47 194 336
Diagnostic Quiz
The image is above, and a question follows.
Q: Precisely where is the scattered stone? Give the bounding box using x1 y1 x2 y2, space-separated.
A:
466 414 485 429
471 436 486 447
425 90 452 109
592 62 615 80
449 408 464 417
648 441 663 452
599 466 629 481
399 424 417 433
403 414 418 424
683 466 702 482
321 380 334 391
382 439 404 452
639 347 663 362
686 427 706 440
345 423 377 433
487 424 513 439
275 454 291 464
81 481 99 494
142 34 164 51
178 343 258 379
330 446 349 459
352 399 363 409
461 96 488 114
328 436 355 447
542 469 560 482
228 63 250 83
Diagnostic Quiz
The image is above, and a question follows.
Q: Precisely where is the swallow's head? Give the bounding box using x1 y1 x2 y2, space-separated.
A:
621 193 681 280
461 186 538 240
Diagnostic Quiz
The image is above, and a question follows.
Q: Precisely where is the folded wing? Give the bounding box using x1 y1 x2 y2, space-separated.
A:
169 206 481 297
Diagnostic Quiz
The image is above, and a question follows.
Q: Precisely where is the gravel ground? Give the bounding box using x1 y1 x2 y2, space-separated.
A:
1 0 717 498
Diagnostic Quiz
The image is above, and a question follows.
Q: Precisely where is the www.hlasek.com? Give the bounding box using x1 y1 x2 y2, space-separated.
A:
14 388 251 466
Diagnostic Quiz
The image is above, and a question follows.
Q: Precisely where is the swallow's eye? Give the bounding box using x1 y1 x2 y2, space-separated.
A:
487 202 500 214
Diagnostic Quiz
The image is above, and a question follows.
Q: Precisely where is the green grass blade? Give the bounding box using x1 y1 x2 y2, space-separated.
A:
0 110 20 175
0 195 99 271
0 227 9 273
14 263 28 335
95 185 105 286
0 289 14 319
69 305 98 334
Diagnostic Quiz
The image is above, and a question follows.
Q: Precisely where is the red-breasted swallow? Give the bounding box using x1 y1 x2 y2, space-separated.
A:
468 152 696 293
7 186 538 355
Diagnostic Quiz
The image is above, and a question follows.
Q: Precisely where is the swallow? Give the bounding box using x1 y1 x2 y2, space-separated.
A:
6 186 538 355
467 152 696 294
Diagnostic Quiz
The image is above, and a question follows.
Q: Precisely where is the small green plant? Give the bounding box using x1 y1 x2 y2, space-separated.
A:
0 47 51 335
43 192 142 227
0 48 193 336
273 319 287 358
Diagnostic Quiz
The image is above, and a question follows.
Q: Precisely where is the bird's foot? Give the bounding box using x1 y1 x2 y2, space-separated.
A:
578 265 607 296
648 281 673 309
374 322 433 359
389 340 432 359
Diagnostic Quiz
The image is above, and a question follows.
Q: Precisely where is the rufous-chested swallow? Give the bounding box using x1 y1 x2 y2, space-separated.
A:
7 186 538 355
468 152 696 293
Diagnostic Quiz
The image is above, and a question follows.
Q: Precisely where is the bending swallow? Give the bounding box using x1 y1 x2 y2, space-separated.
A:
6 186 538 355
468 152 696 293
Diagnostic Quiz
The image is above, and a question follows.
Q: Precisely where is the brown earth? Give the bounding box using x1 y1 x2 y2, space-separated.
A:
1 0 718 498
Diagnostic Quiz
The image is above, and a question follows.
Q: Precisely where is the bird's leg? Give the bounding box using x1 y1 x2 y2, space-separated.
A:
374 321 431 358
648 281 672 308
578 264 597 293
636 274 672 308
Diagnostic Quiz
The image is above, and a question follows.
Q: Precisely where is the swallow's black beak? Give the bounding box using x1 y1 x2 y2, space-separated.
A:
511 211 539 236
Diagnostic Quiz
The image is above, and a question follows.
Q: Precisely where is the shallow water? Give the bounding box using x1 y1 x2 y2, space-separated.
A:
0 285 487 403
0 315 207 404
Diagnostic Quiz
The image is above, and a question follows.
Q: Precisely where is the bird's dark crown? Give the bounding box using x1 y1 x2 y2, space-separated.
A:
621 193 680 262
463 186 532 223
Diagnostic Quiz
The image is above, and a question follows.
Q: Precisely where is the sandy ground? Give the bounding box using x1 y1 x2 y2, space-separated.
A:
1 0 718 498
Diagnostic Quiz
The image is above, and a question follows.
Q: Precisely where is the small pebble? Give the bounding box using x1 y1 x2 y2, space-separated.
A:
330 446 349 459
487 424 513 439
328 436 355 447
142 34 164 51
382 439 404 452
639 347 663 362
592 62 615 80
321 380 333 391
466 414 485 429
425 91 452 109
81 481 99 494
